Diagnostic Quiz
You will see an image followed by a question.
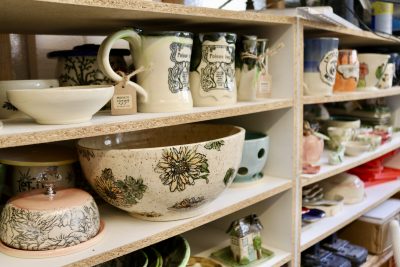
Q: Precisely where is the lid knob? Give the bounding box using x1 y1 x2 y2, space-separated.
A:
37 170 62 199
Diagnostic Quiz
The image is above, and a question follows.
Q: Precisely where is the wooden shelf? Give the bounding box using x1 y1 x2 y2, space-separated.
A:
0 176 291 266
302 19 400 47
302 86 400 105
184 224 292 267
362 250 393 267
0 98 292 148
301 180 400 251
301 134 400 187
0 0 294 35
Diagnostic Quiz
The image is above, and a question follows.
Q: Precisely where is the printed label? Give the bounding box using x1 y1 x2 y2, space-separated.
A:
319 49 338 86
200 44 235 92
113 95 133 109
337 63 359 81
168 42 192 93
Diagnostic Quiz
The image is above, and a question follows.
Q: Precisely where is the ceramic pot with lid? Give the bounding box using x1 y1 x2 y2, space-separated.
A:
48 44 129 86
0 173 102 256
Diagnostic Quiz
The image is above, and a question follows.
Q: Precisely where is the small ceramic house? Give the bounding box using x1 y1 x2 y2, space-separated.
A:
226 214 264 265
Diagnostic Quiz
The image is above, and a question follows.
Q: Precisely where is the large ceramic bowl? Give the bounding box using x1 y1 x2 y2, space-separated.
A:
7 85 114 124
77 123 245 221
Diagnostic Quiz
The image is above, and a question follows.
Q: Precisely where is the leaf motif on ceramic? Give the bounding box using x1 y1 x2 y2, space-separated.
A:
168 196 206 210
155 146 210 192
0 200 99 251
78 147 95 161
204 140 225 151
136 211 163 218
223 167 236 186
94 168 147 208
2 101 18 111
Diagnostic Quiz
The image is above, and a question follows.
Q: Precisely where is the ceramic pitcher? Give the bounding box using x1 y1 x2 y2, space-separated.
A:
98 28 194 113
190 32 237 107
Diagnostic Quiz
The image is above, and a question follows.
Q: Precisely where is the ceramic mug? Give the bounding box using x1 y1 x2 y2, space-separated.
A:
190 32 237 106
333 49 359 92
304 37 339 96
327 126 354 150
357 53 390 90
0 79 59 119
377 62 394 89
236 35 258 101
98 28 194 113
233 131 269 184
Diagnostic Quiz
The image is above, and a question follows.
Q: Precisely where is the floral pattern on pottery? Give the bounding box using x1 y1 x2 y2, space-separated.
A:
78 147 95 161
0 199 99 251
136 211 163 218
169 196 206 210
2 101 17 112
95 168 147 208
223 168 236 186
358 62 369 88
155 146 210 192
204 140 225 151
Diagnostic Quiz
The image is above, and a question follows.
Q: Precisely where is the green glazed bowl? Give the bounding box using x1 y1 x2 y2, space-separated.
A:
154 235 190 267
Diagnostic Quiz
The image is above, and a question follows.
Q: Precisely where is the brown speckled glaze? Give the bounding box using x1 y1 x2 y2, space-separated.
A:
77 124 244 221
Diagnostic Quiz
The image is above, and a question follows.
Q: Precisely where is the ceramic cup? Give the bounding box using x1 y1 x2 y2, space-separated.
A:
190 32 237 107
98 29 194 113
233 131 269 184
357 53 390 90
389 53 400 86
327 127 354 150
0 79 59 119
377 62 394 89
333 49 359 92
304 37 339 96
236 35 258 101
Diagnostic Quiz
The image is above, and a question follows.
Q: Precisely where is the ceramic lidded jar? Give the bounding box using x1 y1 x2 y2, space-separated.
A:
0 174 101 252
48 44 129 86
0 144 77 195
190 32 237 107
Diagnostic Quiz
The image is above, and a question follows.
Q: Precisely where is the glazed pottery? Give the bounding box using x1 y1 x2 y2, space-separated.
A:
255 38 270 99
48 44 129 86
303 38 339 96
324 116 361 129
187 257 222 267
236 35 258 101
333 49 359 92
0 173 101 251
0 144 77 195
389 53 400 86
7 85 114 124
233 131 269 184
190 32 237 106
322 172 365 204
98 29 194 113
154 236 190 267
354 133 382 150
303 134 324 165
145 247 162 267
0 79 59 119
344 141 371 157
357 53 390 90
377 62 394 89
77 124 244 221
326 127 354 151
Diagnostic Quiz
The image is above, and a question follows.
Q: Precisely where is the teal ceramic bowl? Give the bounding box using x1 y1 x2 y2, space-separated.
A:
154 236 190 267
233 131 269 184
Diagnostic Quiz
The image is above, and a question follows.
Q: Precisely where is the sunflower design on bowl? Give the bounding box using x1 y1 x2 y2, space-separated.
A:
155 146 210 192
169 196 206 211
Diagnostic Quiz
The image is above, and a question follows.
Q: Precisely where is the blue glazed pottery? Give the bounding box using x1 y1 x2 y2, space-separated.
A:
233 131 269 184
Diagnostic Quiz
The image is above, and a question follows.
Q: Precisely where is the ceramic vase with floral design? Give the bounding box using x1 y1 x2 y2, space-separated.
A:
77 124 244 221
357 53 390 90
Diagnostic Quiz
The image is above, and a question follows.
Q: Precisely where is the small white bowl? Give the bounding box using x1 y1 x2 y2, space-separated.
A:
7 85 114 125
344 141 371 157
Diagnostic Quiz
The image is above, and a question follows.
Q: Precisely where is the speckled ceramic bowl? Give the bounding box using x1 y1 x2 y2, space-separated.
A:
77 124 245 221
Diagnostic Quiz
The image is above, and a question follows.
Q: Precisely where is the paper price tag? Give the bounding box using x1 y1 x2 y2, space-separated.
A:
111 81 137 115
113 95 132 109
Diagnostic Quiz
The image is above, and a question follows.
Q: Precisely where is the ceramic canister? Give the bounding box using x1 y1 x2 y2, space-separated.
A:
357 53 390 90
0 144 77 195
333 49 359 92
98 29 194 113
237 35 259 101
0 79 59 119
303 37 339 96
233 132 269 184
48 44 129 86
190 32 237 107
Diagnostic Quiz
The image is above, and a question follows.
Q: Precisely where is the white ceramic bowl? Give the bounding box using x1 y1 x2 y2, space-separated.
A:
77 124 245 221
344 141 371 157
0 79 59 119
7 85 114 124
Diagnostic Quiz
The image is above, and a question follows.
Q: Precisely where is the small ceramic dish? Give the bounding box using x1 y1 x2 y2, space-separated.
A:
187 257 222 267
325 116 361 129
344 141 371 157
7 85 114 124
154 236 190 267
302 208 326 223
354 133 382 150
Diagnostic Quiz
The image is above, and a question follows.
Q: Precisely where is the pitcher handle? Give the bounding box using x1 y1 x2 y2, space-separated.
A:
97 28 148 102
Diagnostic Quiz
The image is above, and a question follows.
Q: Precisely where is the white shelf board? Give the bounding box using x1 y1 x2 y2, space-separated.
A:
301 133 400 187
301 180 400 251
184 224 291 267
0 98 292 148
0 176 292 267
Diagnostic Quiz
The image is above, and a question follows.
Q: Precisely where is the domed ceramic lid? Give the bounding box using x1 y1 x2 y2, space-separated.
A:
0 144 77 166
47 44 130 58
